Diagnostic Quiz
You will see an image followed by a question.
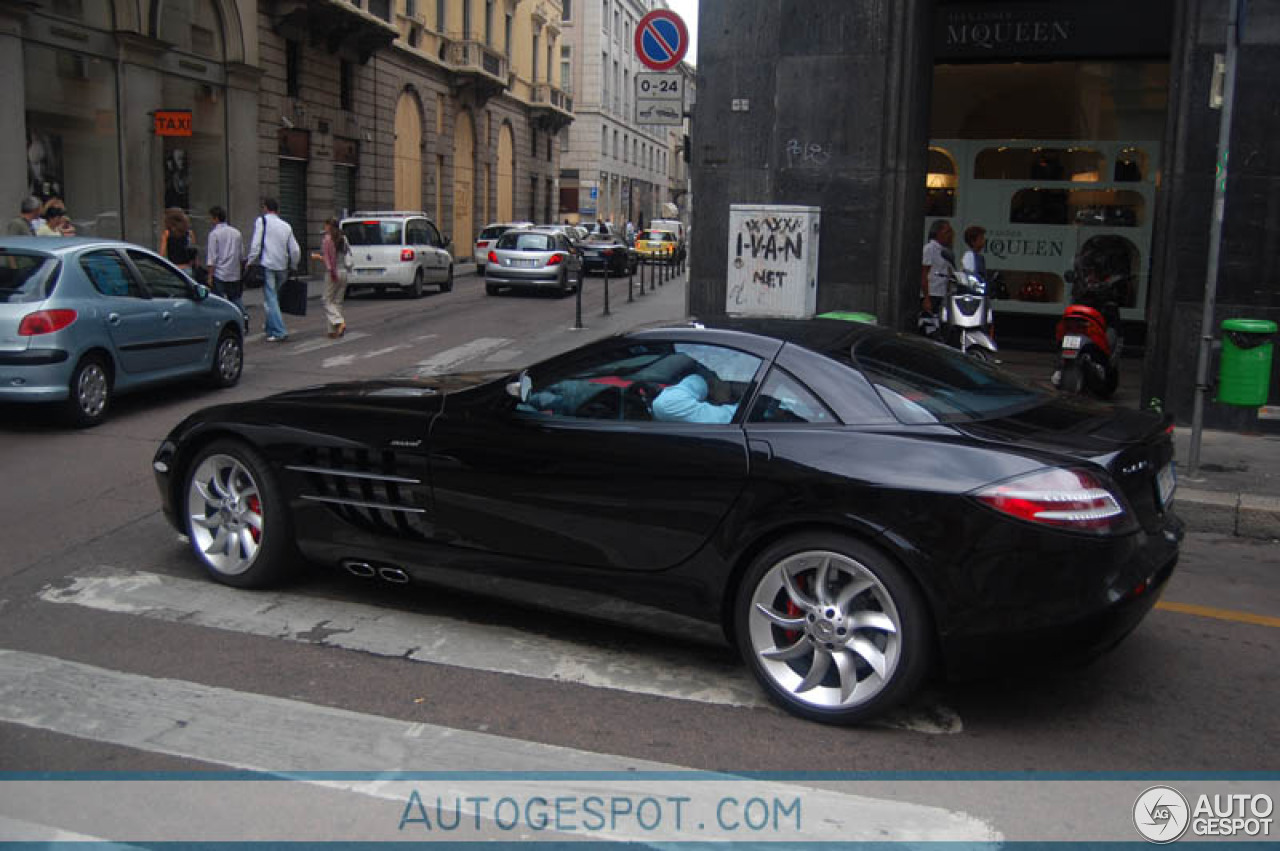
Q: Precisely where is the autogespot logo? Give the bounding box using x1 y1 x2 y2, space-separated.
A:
1135 786 1191 843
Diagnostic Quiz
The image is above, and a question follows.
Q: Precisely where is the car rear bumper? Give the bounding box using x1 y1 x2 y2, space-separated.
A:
485 271 565 287
0 350 74 402
347 267 415 287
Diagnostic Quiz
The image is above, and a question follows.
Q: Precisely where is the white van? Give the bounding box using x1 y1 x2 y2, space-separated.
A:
340 211 454 297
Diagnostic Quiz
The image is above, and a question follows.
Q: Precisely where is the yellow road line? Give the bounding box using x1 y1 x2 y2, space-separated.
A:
1157 600 1280 629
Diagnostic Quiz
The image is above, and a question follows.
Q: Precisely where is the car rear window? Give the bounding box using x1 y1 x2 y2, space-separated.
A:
641 231 673 242
849 335 1049 424
343 221 403 246
0 251 59 303
499 232 554 251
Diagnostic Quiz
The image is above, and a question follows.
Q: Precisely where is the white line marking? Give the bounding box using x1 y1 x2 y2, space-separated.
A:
0 651 996 841
481 347 523 364
286 331 372 356
38 568 962 733
322 344 413 369
414 338 510 375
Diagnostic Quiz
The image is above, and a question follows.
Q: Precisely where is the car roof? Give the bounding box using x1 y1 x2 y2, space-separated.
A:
0 236 141 256
629 317 884 357
344 211 432 222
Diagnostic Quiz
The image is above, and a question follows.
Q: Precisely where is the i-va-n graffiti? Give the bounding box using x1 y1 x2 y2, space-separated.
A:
734 216 805 288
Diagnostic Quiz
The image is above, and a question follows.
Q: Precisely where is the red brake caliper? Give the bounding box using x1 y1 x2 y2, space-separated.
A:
246 495 262 543
783 573 807 643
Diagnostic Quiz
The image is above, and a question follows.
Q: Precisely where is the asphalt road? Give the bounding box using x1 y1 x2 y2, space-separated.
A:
0 267 1276 839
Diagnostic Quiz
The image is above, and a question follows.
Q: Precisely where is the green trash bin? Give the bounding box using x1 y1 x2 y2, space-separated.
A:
1218 318 1276 407
818 311 878 324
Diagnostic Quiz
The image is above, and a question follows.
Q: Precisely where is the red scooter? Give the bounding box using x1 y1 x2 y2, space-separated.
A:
1054 271 1126 398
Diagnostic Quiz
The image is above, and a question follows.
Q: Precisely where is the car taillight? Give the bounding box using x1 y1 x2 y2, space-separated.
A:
973 468 1133 534
548 253 564 265
476 240 489 248
488 250 499 263
401 249 415 262
18 309 77 336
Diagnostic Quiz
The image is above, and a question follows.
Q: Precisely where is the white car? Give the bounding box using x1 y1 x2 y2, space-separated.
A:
340 211 454 297
474 222 533 274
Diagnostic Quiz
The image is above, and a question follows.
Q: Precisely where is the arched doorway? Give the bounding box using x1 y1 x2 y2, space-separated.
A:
453 110 475 248
394 91 423 211
497 123 515 222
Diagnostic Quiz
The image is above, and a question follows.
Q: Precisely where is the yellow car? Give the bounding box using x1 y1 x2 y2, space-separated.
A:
634 229 678 263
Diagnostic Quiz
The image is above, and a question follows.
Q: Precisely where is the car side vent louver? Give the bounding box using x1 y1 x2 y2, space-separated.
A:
287 447 431 539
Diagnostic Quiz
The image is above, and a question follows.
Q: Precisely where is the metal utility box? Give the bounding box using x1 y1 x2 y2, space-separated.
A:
725 205 820 318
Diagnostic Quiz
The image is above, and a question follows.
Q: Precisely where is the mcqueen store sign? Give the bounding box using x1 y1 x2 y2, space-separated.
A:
935 1 1172 61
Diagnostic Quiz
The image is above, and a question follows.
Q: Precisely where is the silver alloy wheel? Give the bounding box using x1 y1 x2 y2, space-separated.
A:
76 362 108 418
747 550 902 710
216 335 242 382
187 453 264 576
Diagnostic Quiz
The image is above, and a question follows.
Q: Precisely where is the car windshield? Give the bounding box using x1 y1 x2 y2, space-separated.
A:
0 252 59 303
499 232 554 251
478 226 509 240
849 335 1050 424
343 221 403 246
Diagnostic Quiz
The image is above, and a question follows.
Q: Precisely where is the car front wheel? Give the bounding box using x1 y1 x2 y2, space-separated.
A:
184 440 298 588
440 265 454 293
735 533 931 725
209 328 243 388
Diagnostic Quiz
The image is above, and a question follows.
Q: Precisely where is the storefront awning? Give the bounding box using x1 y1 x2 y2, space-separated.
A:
269 0 400 64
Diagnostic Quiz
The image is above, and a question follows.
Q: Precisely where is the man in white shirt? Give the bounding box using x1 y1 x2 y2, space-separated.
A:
920 219 954 316
246 197 301 342
206 206 246 325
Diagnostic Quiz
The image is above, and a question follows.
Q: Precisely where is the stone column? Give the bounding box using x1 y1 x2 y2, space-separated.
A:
115 33 168 245
0 6 29 211
225 61 263 230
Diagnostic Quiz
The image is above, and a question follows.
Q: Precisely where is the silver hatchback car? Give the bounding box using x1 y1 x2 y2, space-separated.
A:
0 237 245 426
484 228 583 296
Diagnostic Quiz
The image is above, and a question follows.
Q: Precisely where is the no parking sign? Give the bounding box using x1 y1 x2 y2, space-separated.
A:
634 9 689 71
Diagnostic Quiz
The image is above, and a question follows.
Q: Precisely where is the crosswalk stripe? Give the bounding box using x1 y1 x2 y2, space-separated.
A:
39 567 962 734
0 650 996 842
412 338 511 375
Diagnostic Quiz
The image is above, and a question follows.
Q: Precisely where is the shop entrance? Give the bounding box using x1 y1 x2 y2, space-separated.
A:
928 1 1173 341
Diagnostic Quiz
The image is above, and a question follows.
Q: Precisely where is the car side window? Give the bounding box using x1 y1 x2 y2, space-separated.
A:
519 341 762 424
425 222 443 248
81 250 145 299
127 250 192 299
748 367 839 424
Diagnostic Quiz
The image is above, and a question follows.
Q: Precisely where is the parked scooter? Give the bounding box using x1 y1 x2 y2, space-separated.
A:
1054 268 1128 398
940 269 999 361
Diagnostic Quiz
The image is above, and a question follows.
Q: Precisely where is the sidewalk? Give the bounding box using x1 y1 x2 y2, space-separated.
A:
240 276 1278 540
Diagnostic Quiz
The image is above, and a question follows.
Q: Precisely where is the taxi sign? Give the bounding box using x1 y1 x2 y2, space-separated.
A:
153 110 192 137
634 9 688 71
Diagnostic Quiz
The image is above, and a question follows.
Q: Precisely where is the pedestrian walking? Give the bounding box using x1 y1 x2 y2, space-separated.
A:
206 206 247 326
920 219 955 317
246 198 301 343
961 225 987 282
5 196 41 236
160 208 197 272
316 217 350 338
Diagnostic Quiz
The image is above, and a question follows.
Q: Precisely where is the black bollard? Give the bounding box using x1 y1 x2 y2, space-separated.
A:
602 265 612 316
627 261 634 303
573 269 583 329
649 259 656 292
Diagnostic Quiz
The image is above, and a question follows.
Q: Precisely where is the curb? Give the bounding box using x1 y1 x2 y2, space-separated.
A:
1178 488 1280 540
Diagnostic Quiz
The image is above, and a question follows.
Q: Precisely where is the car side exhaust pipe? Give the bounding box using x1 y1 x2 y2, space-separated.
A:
343 560 377 578
378 566 410 584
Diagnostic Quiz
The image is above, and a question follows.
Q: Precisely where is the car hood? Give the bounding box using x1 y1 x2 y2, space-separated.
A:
952 394 1168 458
267 370 510 408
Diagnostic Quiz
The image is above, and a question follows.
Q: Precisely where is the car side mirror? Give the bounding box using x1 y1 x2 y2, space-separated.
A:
193 284 210 301
443 235 452 248
505 371 532 402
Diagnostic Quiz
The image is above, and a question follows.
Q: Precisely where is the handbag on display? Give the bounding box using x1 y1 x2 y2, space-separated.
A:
243 215 267 288
279 275 308 316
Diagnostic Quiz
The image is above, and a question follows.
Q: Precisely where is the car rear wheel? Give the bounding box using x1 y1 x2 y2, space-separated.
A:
208 328 243 388
63 354 111 428
735 533 932 725
407 269 424 298
440 265 454 293
184 440 297 588
486 283 500 296
557 269 570 297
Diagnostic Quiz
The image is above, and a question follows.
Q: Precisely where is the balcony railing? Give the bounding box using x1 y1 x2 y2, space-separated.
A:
532 83 574 114
443 38 508 82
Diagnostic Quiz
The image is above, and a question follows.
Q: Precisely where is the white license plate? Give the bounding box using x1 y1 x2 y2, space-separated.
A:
1157 462 1177 507
512 259 538 268
355 268 383 275
1062 334 1083 350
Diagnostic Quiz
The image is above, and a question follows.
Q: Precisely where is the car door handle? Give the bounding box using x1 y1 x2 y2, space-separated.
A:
107 313 122 326
748 438 774 460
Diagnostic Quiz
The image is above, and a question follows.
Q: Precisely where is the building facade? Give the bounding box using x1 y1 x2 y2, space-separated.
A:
691 0 1280 430
556 0 680 227
2 0 572 270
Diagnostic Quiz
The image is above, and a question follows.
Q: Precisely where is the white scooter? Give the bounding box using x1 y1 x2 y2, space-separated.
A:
941 270 998 362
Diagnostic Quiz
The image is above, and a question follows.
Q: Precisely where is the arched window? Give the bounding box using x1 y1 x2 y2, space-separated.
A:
925 146 956 217
157 0 225 61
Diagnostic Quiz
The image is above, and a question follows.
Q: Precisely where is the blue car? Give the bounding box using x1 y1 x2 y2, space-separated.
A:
0 237 245 426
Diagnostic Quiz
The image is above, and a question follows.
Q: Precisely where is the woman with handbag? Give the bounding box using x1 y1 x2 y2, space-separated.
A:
318 218 351 338
160 208 198 273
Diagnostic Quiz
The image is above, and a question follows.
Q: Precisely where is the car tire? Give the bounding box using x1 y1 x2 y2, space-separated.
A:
208 327 244 388
407 269 424 299
557 269 570 297
63 353 111 428
440 265 454 293
734 532 932 725
486 283 500 296
183 439 298 589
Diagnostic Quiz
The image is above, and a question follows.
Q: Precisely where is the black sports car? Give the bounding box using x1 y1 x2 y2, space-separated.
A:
153 319 1182 724
578 233 638 276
